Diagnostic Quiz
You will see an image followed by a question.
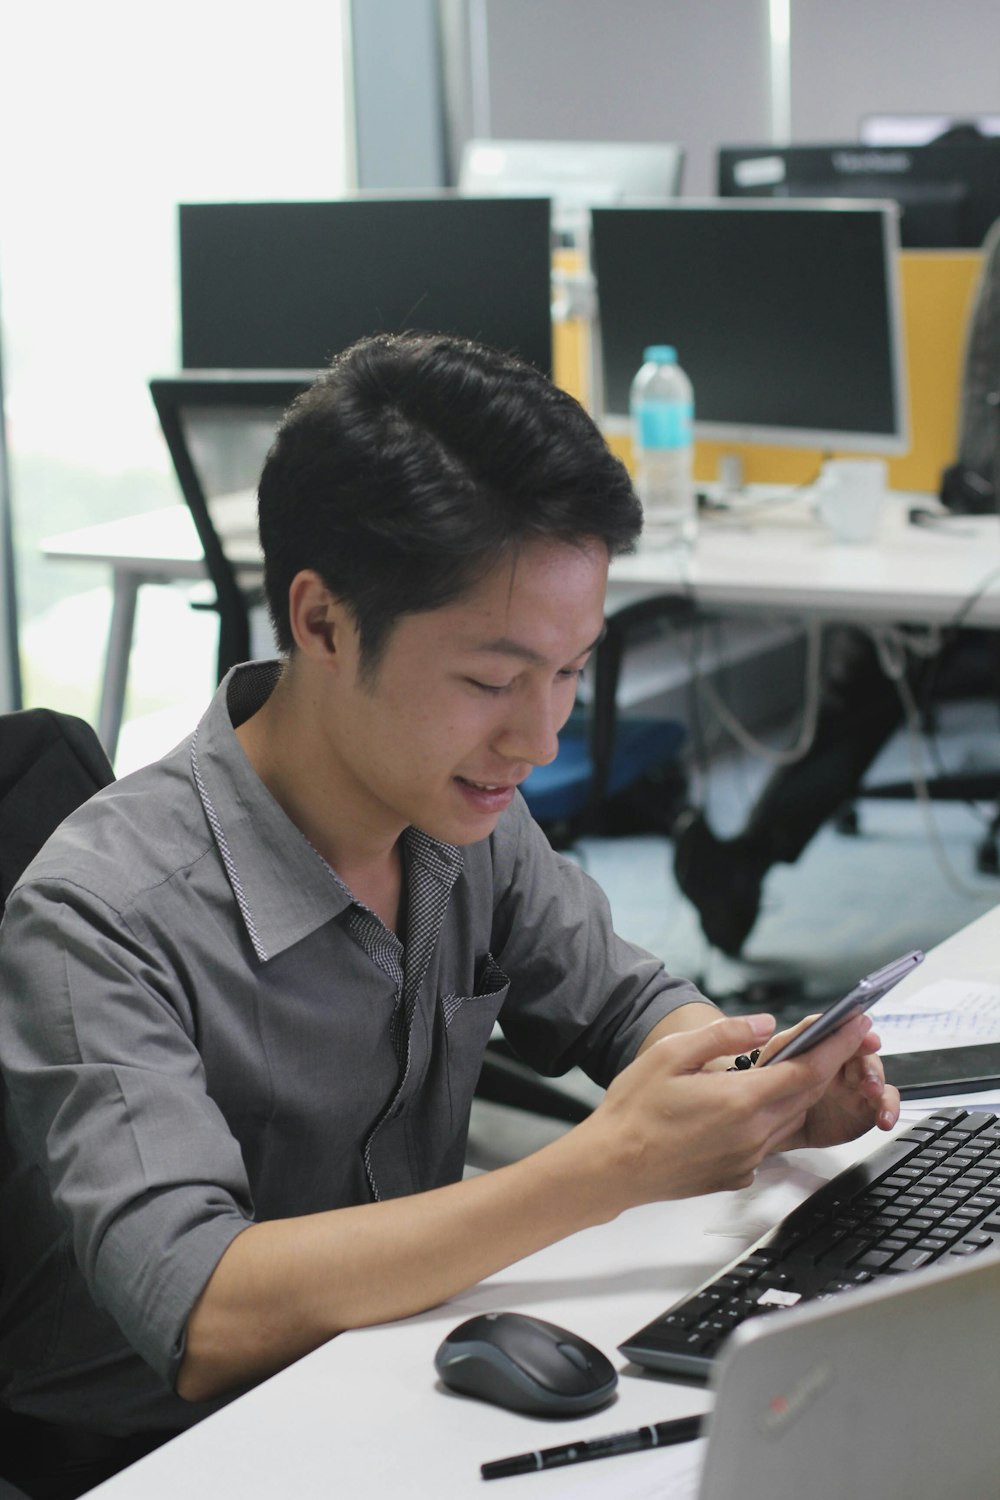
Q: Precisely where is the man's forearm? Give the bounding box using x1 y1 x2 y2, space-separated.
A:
636 999 722 1054
178 1002 742 1406
177 1120 617 1403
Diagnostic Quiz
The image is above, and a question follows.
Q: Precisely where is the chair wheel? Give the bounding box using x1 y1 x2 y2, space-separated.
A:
834 804 860 837
976 836 1000 876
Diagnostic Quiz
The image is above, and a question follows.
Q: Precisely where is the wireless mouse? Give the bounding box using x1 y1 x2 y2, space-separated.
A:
434 1310 618 1416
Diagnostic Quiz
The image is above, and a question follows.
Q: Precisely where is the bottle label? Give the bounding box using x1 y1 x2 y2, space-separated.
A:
635 400 693 451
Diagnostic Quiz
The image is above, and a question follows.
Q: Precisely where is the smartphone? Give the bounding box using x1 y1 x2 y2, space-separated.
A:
760 949 925 1066
887 1042 1000 1098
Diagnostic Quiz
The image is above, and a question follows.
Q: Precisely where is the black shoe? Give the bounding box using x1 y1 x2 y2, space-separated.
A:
672 810 767 956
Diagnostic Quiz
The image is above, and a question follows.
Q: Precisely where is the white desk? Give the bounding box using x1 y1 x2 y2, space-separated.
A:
610 495 1000 628
42 492 1000 761
41 496 256 758
86 904 1000 1500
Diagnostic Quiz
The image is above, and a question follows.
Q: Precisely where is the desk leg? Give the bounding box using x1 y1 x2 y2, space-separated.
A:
98 568 143 763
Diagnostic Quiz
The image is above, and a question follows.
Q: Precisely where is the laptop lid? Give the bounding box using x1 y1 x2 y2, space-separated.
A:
699 1248 1000 1500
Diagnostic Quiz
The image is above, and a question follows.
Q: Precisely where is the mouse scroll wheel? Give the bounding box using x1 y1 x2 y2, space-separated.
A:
557 1342 592 1372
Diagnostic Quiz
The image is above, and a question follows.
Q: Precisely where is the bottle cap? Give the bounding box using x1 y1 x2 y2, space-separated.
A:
643 345 677 364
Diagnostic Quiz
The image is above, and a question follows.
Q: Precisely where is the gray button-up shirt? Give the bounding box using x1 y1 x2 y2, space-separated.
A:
0 662 703 1436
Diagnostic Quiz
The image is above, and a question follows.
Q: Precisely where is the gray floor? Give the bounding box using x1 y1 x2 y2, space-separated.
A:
466 695 1000 1169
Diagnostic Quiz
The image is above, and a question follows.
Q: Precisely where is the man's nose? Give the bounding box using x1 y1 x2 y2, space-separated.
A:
497 691 562 768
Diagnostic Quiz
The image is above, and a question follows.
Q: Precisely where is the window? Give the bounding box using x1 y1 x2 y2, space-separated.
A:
0 0 349 766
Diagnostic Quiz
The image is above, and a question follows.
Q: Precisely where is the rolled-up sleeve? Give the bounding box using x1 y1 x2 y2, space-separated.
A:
0 879 253 1386
488 797 710 1084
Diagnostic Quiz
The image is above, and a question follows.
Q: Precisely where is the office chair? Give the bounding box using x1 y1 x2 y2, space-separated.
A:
149 372 313 681
480 593 693 1124
520 591 693 850
0 708 115 1500
0 708 114 907
838 216 1000 872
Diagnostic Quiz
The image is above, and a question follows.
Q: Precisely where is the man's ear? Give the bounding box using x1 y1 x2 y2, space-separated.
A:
287 571 351 664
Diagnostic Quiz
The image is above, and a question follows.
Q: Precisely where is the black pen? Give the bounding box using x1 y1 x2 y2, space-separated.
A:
481 1414 704 1480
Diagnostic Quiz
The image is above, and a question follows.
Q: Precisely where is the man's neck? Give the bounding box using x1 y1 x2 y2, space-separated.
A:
234 666 405 930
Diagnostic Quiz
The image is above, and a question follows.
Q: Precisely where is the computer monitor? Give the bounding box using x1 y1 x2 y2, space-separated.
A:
860 113 1000 147
717 141 1000 249
458 140 684 239
179 196 553 376
589 200 907 454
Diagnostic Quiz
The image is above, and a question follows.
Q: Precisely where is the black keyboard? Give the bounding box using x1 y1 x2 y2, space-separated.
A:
619 1107 1000 1381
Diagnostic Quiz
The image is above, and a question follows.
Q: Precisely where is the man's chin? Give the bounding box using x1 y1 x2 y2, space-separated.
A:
416 783 517 845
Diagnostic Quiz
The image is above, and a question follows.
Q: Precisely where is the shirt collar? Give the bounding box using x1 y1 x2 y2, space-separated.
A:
189 660 463 963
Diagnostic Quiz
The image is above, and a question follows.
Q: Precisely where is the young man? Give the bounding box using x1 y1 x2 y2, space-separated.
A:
0 333 897 1495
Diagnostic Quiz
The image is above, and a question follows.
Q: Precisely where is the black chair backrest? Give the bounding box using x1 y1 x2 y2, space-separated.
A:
587 592 694 822
0 709 114 910
149 372 313 680
942 216 1000 512
0 713 117 1500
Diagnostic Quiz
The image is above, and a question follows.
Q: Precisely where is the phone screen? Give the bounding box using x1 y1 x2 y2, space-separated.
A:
760 949 925 1066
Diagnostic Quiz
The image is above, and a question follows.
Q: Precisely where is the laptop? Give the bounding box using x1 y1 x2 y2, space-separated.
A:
698 1247 1000 1500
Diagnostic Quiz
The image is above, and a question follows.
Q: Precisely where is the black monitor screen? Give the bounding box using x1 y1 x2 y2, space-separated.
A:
718 142 1000 249
179 197 553 376
590 202 906 451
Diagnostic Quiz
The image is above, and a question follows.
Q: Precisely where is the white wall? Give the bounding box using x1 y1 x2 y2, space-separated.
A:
0 322 17 712
790 0 1000 140
470 0 1000 195
477 0 772 196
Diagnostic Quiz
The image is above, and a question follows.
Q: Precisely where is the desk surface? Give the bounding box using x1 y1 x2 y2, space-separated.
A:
87 903 1000 1499
43 492 1000 628
610 494 1000 628
41 493 259 578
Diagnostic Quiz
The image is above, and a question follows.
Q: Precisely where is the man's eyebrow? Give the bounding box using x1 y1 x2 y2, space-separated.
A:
470 627 606 665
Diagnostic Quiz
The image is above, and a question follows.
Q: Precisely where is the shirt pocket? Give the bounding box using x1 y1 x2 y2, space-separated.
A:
441 953 511 1124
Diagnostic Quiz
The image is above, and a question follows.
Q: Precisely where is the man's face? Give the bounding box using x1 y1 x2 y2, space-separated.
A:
325 535 609 847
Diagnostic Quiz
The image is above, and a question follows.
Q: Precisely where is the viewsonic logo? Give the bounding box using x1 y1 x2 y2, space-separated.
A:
833 151 912 174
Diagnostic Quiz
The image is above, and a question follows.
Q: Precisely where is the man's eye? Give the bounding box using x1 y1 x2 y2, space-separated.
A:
469 680 511 695
558 666 585 682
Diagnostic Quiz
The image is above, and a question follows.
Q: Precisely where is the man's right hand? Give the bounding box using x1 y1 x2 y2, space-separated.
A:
574 1010 879 1213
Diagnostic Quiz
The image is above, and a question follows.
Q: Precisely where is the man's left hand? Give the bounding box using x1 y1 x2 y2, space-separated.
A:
763 1014 900 1150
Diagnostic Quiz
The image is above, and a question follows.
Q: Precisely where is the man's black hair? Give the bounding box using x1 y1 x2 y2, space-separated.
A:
258 331 642 676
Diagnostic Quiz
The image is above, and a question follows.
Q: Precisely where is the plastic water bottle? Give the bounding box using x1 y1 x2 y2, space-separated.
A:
629 345 696 549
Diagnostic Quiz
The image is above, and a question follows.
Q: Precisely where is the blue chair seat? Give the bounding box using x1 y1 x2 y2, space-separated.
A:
521 714 686 825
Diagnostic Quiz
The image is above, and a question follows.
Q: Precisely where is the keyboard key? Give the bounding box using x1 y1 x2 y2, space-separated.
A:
966 1193 1000 1213
952 1113 996 1134
856 1248 896 1270
889 1247 936 1272
813 1233 873 1266
755 1287 802 1309
867 1213 904 1231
